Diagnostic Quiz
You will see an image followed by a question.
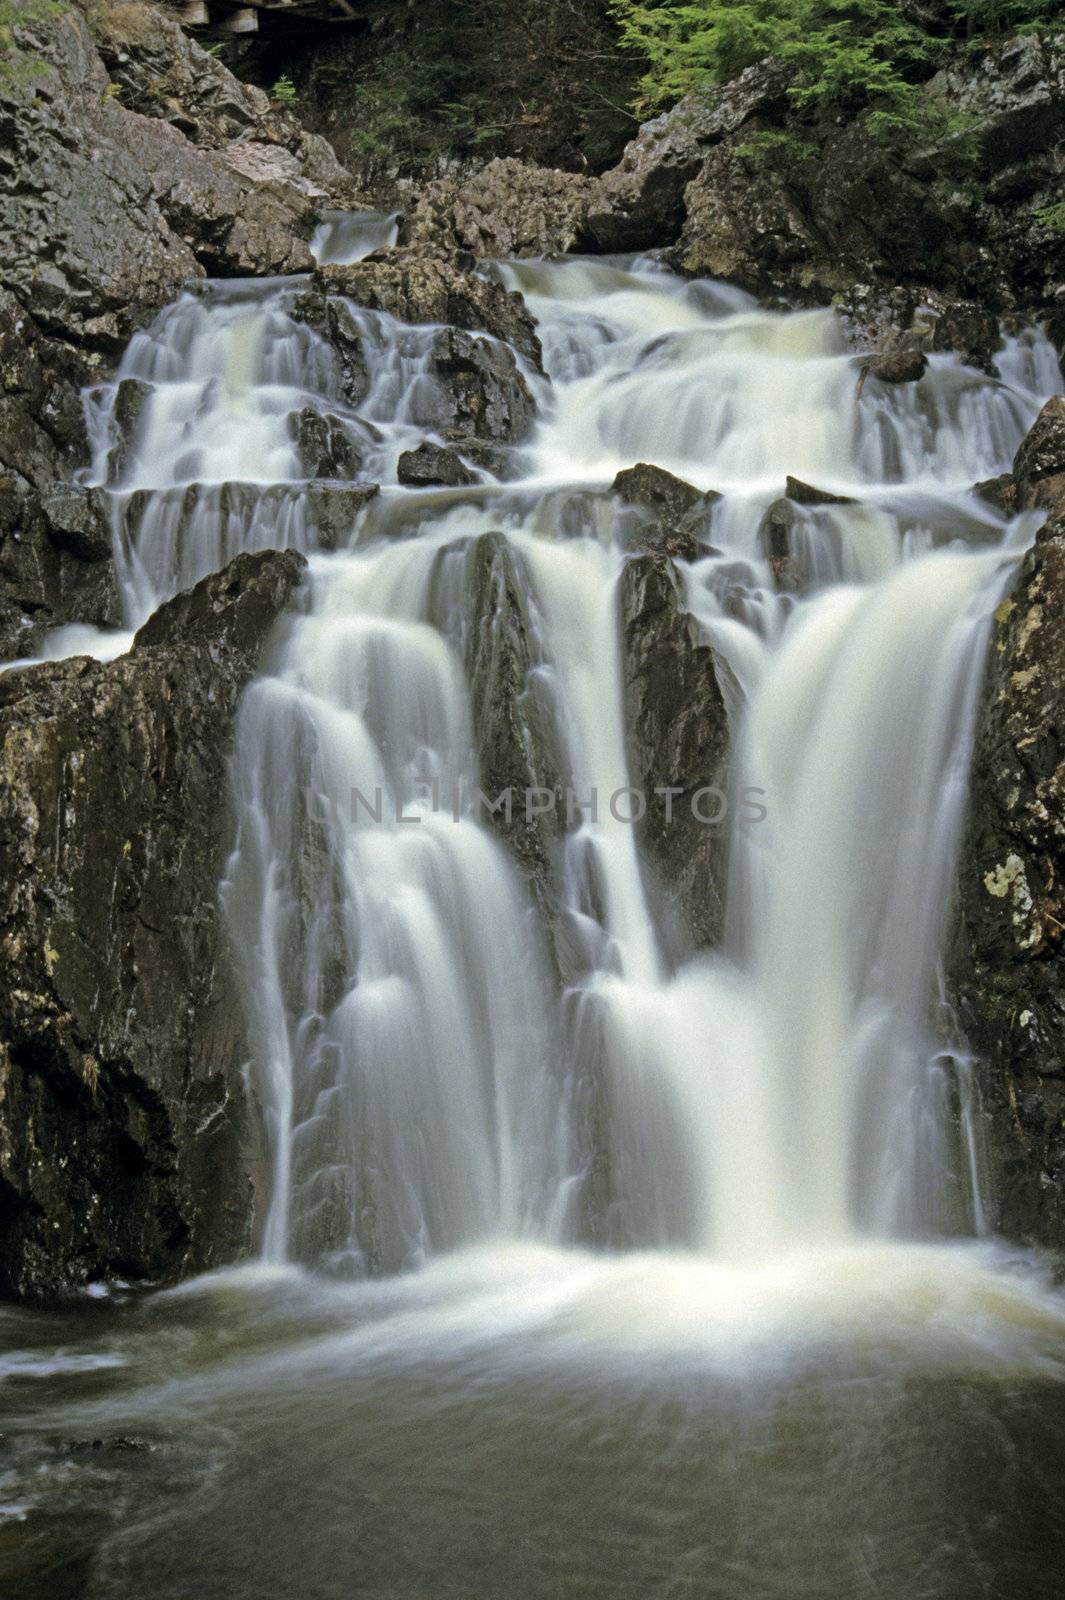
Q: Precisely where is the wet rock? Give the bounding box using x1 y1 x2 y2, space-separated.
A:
297 263 539 445
427 328 536 444
106 378 152 485
292 295 371 409
405 159 596 259
290 407 362 480
611 463 716 561
0 478 121 660
304 483 380 550
758 497 803 592
585 58 791 252
312 253 543 370
442 436 510 479
39 487 113 565
948 506 1065 1251
973 474 1019 517
0 548 306 1299
618 552 729 949
463 533 566 902
929 301 1001 375
785 476 855 507
858 348 929 387
397 443 476 488
1012 394 1065 511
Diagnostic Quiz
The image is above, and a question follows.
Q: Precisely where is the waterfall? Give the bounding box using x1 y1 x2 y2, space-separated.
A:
83 242 1062 1273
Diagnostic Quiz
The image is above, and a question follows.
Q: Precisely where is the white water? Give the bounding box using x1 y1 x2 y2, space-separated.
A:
67 246 1065 1352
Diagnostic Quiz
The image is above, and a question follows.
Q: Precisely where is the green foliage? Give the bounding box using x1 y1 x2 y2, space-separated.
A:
1036 201 1065 236
612 0 1063 132
271 74 298 107
0 0 67 84
733 126 812 159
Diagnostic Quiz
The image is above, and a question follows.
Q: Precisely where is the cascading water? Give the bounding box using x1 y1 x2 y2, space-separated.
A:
80 246 1061 1273
11 235 1065 1600
79 245 1036 1279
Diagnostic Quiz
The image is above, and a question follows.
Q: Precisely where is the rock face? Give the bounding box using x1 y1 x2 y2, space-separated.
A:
585 59 791 253
949 403 1065 1250
0 549 306 1299
297 257 540 446
618 550 730 951
405 159 597 260
0 2 359 359
585 32 1065 329
0 287 127 658
464 533 566 912
310 255 543 368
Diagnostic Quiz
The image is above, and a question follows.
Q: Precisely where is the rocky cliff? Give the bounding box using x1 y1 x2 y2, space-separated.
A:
0 549 306 1299
949 402 1065 1251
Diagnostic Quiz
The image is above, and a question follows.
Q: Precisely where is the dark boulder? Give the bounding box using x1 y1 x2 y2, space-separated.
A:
612 463 717 561
785 476 855 507
0 548 306 1299
398 443 477 488
858 348 929 387
618 551 729 950
290 407 363 480
758 497 804 592
296 264 539 445
426 328 537 444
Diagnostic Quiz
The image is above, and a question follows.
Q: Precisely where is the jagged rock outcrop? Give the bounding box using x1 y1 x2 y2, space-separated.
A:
611 462 718 561
584 59 792 253
90 0 357 205
290 407 363 480
0 482 121 661
463 533 566 918
0 289 127 656
310 255 543 367
618 547 730 951
0 548 306 1299
1 2 359 360
928 30 1065 165
405 159 597 260
297 257 540 445
785 476 855 506
949 402 1065 1250
586 32 1065 330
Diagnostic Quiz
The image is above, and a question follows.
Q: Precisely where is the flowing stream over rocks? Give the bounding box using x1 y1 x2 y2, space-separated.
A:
6 241 1065 1595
